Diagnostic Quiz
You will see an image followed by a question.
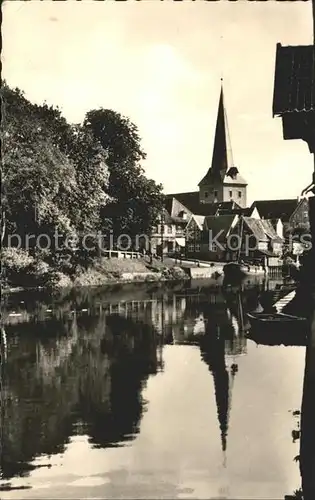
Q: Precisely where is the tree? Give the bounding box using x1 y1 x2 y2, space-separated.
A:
1 83 110 253
1 84 78 242
83 109 164 242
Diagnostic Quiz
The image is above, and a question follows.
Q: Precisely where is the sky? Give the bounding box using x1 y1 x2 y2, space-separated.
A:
3 0 314 205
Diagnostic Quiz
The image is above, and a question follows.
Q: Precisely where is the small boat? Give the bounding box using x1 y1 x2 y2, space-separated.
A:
246 311 308 339
246 327 308 347
247 311 306 325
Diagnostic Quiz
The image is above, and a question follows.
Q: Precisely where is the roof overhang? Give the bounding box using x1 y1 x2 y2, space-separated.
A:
273 43 315 152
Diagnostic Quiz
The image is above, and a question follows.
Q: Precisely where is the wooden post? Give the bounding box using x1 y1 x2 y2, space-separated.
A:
300 294 315 500
299 150 315 499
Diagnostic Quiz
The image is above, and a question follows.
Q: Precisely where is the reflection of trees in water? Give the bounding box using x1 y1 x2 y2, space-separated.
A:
1 284 262 483
80 314 158 448
1 311 159 480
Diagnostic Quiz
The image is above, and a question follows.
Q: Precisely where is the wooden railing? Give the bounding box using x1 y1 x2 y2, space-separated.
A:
102 249 143 259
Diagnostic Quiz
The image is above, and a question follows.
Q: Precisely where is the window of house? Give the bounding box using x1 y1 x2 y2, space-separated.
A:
204 191 209 198
238 191 242 198
195 244 201 252
188 244 194 252
167 224 173 234
229 190 233 198
211 243 217 252
214 190 218 197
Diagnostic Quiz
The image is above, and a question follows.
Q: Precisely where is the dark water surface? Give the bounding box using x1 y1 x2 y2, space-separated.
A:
0 281 306 499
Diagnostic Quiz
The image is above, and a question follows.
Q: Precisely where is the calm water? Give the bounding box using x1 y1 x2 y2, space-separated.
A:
0 281 306 499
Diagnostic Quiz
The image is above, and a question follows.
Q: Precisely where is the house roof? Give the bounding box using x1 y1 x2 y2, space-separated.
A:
251 199 298 222
204 215 236 242
161 207 173 224
273 43 315 116
164 197 174 216
242 217 269 242
166 192 200 213
241 206 255 216
260 219 283 242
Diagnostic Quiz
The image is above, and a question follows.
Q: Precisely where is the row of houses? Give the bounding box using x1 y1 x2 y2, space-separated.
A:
150 196 310 265
148 83 310 266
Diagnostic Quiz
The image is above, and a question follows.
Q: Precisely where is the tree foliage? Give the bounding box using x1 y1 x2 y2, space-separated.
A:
1 84 165 284
1 83 110 246
83 109 164 240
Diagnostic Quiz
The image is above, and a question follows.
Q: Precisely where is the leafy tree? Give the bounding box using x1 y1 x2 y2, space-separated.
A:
2 84 77 242
1 83 110 258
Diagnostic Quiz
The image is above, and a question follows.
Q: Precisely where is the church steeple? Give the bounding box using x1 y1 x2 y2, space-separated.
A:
199 82 234 187
198 81 247 207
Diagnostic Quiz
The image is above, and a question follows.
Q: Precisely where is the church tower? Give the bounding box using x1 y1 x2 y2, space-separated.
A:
199 83 247 208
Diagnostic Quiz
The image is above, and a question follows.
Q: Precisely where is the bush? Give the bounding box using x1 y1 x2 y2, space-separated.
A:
162 266 187 281
46 271 72 289
2 247 51 287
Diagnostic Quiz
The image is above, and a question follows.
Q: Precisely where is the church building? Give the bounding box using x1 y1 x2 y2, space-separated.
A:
167 83 248 213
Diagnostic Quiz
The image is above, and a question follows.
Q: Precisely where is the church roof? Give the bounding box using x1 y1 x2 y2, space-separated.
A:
273 44 315 116
199 85 246 187
166 193 242 217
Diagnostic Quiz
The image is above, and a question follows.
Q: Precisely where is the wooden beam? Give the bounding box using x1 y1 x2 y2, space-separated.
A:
300 297 315 500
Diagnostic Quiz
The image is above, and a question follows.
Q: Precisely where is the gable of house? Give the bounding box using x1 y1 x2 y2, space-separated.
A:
166 192 200 214
164 196 193 220
185 215 205 241
289 198 310 228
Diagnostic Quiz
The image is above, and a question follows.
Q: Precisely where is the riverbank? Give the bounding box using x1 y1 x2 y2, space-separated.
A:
2 248 271 295
1 254 192 294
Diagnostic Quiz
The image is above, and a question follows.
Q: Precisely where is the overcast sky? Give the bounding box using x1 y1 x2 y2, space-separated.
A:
3 0 314 204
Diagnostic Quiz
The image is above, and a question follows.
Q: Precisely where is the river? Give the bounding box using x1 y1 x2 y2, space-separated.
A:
0 280 306 499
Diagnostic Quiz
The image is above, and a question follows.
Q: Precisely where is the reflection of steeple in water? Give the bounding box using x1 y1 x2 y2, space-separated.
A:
200 327 231 465
200 293 247 466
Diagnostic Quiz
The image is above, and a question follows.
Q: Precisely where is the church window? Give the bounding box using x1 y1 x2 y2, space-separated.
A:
238 191 242 198
229 190 233 198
